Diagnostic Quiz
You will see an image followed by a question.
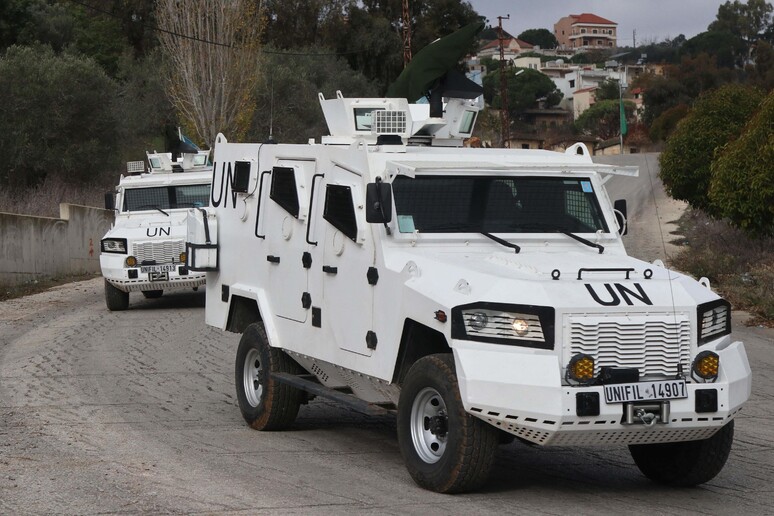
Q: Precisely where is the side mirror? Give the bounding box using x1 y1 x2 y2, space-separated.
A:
104 192 115 211
614 199 628 235
366 181 392 223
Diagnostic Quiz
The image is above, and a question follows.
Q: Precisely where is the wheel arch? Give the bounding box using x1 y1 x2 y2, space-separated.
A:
391 318 451 385
226 295 262 333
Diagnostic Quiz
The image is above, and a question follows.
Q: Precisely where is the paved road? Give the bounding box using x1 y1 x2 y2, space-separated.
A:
1 155 772 514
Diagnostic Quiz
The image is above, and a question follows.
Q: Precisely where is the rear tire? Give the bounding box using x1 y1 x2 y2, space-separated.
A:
629 420 734 486
235 322 303 431
142 290 163 299
397 354 499 493
104 280 129 311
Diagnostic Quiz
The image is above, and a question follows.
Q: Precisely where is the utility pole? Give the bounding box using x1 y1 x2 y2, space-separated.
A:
498 14 510 147
402 0 412 67
632 29 636 48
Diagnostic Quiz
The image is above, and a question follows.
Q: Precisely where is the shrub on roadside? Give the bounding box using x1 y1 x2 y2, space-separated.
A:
658 84 764 216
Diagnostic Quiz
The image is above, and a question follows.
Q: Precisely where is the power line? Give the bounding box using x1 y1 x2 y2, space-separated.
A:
63 0 369 56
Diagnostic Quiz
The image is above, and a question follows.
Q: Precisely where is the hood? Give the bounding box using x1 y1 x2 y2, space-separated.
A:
103 210 188 240
390 248 718 313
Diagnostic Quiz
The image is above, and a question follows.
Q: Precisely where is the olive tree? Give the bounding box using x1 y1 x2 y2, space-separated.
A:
0 45 119 187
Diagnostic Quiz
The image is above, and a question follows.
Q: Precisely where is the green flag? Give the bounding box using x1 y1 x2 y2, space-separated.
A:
620 99 628 136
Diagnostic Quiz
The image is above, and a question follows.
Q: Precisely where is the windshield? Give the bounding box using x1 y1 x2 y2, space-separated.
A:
392 175 609 234
122 184 210 212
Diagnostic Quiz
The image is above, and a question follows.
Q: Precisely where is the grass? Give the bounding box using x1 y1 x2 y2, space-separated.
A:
670 209 774 327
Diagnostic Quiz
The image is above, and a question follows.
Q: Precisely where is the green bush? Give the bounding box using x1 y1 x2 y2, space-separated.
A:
649 104 689 142
709 89 774 238
658 84 764 215
0 45 119 187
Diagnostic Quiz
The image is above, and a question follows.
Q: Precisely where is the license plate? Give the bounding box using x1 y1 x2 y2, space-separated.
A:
140 264 176 273
604 379 688 404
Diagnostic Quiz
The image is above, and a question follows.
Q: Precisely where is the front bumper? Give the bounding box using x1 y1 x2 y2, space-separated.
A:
100 255 205 293
453 339 751 446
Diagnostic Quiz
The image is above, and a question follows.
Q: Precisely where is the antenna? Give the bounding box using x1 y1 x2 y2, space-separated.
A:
498 14 510 148
268 75 274 142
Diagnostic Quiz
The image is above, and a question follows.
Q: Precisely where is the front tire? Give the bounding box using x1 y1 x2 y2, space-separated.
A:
629 420 735 486
104 280 129 311
397 354 499 493
234 322 303 431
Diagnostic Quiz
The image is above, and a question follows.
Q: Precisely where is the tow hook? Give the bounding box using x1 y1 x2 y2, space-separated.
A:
623 401 670 426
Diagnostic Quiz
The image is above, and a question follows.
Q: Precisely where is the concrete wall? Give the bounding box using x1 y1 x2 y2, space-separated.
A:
0 204 114 286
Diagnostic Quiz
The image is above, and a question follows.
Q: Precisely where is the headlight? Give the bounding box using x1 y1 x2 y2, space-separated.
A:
101 238 127 254
697 299 731 345
451 303 555 349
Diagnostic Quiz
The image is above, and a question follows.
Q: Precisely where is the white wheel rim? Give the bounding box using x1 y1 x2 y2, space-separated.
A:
410 387 448 464
243 348 263 407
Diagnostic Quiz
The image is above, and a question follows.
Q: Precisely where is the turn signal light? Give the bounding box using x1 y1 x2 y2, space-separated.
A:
693 351 719 381
179 252 187 264
568 354 595 383
125 255 137 267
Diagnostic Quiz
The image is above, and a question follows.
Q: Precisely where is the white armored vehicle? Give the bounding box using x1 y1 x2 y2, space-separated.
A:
101 147 212 310
188 88 751 492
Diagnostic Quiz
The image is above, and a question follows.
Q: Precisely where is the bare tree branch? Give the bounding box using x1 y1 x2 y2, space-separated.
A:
155 0 264 147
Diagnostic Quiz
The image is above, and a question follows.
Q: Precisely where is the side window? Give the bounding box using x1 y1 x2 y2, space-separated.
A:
323 184 357 241
270 166 299 217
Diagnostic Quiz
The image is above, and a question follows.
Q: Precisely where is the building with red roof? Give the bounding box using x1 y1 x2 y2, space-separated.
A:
554 13 617 51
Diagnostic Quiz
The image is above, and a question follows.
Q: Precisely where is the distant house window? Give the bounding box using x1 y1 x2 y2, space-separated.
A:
522 144 530 149
593 29 598 34
581 28 586 34
569 79 576 88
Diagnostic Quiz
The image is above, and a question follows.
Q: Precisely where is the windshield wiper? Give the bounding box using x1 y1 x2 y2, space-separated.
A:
136 204 170 216
482 232 521 254
512 223 604 254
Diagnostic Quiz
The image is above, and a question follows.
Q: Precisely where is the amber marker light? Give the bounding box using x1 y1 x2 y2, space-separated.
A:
568 353 595 383
180 251 187 264
693 351 719 381
125 256 137 267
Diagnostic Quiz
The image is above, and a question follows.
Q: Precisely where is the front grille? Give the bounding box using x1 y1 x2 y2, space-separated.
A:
132 240 184 264
567 313 691 378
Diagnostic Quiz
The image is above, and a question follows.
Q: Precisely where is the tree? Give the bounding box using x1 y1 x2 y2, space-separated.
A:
0 45 119 187
658 84 764 214
575 99 636 141
641 76 691 126
517 28 557 49
595 79 621 101
250 48 378 143
681 30 746 68
709 0 773 47
155 0 265 147
709 89 774 237
649 103 689 142
483 68 563 121
748 39 774 89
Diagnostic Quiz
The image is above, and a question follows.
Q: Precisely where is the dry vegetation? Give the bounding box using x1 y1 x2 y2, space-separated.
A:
671 209 774 326
0 175 117 218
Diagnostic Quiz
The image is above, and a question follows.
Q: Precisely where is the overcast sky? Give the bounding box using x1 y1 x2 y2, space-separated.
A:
466 0 741 45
